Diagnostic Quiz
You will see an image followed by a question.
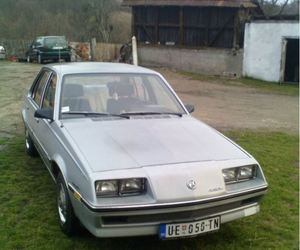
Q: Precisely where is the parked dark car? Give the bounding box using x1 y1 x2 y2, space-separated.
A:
26 36 71 64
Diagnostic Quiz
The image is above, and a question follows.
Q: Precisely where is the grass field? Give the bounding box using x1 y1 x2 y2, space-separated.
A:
0 131 298 250
180 71 299 96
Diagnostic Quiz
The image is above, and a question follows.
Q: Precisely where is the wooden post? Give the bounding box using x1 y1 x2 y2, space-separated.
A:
155 7 159 44
205 8 211 46
179 7 184 46
91 37 97 61
233 10 239 49
132 36 138 66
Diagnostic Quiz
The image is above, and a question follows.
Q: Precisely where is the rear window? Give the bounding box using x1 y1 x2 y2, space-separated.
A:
44 37 67 48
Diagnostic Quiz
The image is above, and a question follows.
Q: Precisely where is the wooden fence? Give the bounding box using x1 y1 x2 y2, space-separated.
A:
0 39 122 62
93 42 122 62
0 39 31 58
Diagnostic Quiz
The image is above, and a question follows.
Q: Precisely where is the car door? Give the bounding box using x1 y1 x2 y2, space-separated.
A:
26 69 52 161
34 73 58 168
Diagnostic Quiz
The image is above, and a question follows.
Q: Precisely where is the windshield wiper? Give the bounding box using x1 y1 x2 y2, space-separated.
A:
61 112 130 119
120 111 183 117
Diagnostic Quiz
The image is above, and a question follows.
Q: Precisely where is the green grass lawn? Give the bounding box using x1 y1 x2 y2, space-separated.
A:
0 131 298 250
180 71 299 96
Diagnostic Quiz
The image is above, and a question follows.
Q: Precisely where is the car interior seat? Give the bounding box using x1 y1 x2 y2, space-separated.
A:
106 81 137 114
63 84 91 112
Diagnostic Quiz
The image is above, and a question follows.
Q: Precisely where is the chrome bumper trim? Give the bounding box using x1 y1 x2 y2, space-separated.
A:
68 183 267 213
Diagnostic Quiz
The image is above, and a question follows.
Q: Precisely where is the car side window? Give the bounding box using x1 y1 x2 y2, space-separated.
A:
42 73 57 109
32 71 51 106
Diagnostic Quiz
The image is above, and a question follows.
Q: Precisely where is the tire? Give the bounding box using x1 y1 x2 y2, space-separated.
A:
37 54 43 64
57 173 80 236
25 128 38 157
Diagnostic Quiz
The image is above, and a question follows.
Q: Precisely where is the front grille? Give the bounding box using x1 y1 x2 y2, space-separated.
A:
102 196 262 225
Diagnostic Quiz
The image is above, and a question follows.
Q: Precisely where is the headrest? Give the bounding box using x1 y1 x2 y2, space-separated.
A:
63 84 84 98
116 83 134 97
107 81 118 96
107 81 134 97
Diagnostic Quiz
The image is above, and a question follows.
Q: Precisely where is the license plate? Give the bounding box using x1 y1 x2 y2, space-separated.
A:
159 216 220 239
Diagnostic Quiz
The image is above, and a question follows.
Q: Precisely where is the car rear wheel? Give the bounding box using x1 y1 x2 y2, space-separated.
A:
25 128 38 157
57 173 79 236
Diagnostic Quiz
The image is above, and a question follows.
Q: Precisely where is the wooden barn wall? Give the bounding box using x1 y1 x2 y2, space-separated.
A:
133 6 239 48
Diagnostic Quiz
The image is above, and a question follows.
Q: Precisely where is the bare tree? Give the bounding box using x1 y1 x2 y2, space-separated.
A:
257 0 297 16
83 0 118 42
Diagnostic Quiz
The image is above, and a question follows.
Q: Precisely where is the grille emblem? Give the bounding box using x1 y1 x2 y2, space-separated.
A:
187 180 196 190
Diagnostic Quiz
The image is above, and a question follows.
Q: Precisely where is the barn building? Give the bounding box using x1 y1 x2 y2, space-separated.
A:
123 0 260 76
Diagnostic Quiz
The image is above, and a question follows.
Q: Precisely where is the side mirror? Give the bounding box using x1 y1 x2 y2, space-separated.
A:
34 108 53 121
185 104 195 113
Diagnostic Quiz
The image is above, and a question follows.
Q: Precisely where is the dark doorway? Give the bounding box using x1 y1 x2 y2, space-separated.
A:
284 38 299 83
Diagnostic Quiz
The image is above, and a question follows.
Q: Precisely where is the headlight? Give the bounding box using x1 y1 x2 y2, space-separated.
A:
222 168 237 183
95 178 146 197
223 165 257 184
120 178 145 195
238 166 256 180
95 180 118 197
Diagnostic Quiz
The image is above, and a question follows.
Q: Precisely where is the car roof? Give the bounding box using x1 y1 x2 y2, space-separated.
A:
44 62 159 76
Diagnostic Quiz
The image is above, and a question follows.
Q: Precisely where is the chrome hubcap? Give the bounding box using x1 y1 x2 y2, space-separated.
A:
58 184 67 224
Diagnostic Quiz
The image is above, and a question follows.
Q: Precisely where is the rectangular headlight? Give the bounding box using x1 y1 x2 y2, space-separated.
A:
223 165 257 184
119 178 145 195
95 178 146 197
222 168 237 183
95 180 118 197
238 165 256 180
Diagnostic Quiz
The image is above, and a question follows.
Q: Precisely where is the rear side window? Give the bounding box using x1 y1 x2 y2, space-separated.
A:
32 71 51 106
42 74 57 109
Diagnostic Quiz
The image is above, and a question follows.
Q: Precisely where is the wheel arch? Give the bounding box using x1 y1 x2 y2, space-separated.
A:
50 155 68 184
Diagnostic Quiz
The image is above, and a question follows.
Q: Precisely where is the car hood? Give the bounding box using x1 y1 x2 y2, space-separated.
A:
62 116 249 172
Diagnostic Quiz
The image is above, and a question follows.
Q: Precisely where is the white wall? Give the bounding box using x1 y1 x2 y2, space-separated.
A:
243 21 299 82
138 46 243 76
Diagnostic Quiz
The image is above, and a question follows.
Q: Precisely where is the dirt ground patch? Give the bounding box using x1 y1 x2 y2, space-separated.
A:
157 68 299 134
0 61 298 139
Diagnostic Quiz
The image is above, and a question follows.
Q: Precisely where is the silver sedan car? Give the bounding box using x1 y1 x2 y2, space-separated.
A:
22 62 268 239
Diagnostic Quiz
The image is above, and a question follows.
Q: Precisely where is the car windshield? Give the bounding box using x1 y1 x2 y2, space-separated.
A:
44 37 67 48
60 73 185 119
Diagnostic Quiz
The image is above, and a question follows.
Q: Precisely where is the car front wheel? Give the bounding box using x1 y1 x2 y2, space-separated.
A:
25 128 38 157
57 173 79 236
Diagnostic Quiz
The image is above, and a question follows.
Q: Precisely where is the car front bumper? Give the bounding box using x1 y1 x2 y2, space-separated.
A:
69 184 267 238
